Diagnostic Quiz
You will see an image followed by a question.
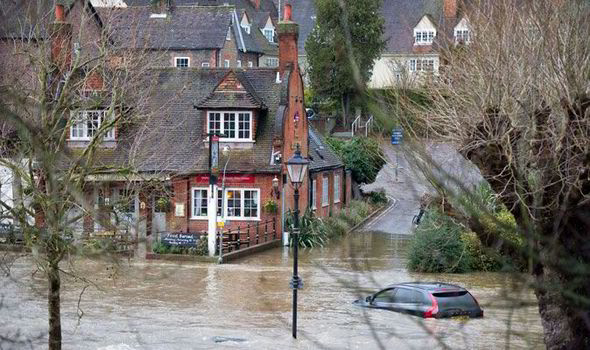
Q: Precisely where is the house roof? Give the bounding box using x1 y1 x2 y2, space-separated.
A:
196 71 267 109
94 68 283 175
97 5 235 50
308 127 343 172
0 0 54 40
288 0 460 55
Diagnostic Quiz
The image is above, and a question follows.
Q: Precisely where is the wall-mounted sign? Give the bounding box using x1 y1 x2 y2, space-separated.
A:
195 174 256 184
161 232 200 247
175 203 185 217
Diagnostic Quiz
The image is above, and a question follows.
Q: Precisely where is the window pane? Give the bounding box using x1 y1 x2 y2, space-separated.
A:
217 189 223 216
226 190 241 217
224 113 236 138
118 189 135 213
322 177 329 205
238 113 250 139
209 113 221 134
193 189 207 217
334 175 340 202
244 190 258 217
374 289 396 303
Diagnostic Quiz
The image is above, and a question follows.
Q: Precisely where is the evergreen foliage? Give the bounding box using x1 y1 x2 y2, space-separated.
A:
325 137 385 183
305 0 385 119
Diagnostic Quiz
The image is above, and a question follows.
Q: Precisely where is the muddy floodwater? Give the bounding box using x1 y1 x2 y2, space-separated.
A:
1 232 544 349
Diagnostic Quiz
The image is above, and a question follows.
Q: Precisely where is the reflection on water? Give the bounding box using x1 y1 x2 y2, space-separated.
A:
0 231 544 349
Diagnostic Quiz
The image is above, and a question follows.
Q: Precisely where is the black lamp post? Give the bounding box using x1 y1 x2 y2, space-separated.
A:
286 144 308 339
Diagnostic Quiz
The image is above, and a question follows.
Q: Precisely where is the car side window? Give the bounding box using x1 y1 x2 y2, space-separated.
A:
394 288 423 303
373 288 396 303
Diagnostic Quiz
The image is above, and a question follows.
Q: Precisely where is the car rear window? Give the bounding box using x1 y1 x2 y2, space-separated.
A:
433 291 478 310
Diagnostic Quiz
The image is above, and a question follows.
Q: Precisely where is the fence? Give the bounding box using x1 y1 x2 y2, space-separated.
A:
216 218 278 254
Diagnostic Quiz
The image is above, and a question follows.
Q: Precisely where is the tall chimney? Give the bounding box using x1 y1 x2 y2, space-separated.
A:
51 4 72 72
250 0 260 10
443 0 458 19
278 4 299 75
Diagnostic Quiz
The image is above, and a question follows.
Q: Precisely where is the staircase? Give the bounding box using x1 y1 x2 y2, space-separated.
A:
331 115 374 138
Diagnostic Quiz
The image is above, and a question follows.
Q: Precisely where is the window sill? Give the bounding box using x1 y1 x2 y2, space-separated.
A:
322 203 329 208
225 217 261 221
190 216 208 221
334 200 340 204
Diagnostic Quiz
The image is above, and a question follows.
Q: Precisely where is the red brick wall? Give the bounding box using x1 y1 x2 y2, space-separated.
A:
169 174 282 239
309 167 345 218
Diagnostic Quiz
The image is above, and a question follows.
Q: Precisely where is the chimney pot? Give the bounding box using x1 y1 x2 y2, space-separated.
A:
284 4 292 21
55 4 65 22
443 0 457 19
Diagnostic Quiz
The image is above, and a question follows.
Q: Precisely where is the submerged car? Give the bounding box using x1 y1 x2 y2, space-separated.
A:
353 282 484 319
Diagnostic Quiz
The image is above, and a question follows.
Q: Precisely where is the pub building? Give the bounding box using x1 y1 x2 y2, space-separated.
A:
39 4 352 256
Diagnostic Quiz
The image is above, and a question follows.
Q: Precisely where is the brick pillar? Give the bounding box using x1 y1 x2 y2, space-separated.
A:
171 178 189 232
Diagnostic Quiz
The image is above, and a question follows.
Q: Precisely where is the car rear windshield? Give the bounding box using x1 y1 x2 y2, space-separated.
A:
433 291 478 310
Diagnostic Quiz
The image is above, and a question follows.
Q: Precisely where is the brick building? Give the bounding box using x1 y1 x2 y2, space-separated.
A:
0 2 349 254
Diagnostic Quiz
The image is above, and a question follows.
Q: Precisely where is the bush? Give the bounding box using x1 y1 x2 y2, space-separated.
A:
407 210 471 273
325 137 385 184
368 189 388 205
460 231 503 272
324 216 350 237
285 209 328 248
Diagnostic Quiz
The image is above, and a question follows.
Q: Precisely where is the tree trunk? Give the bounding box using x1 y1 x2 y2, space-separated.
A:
535 265 590 349
48 261 62 350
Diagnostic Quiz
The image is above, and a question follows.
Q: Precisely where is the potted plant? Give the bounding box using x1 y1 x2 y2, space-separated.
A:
263 199 278 214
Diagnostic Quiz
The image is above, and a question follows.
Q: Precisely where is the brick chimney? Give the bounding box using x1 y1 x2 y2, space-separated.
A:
444 0 457 19
51 4 72 72
278 4 299 75
249 0 260 9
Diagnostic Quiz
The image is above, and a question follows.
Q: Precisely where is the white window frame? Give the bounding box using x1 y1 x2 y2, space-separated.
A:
207 111 253 142
311 179 317 209
265 57 278 67
408 58 435 73
202 62 210 68
322 176 329 207
175 57 190 68
334 174 340 203
248 61 253 68
263 28 274 42
224 188 260 220
224 59 230 68
237 60 242 68
192 187 260 220
454 29 470 43
70 110 114 141
226 27 232 41
191 187 209 219
242 24 251 34
414 30 435 45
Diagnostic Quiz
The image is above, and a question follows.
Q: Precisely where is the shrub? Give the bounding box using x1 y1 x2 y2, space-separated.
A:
368 189 388 205
324 216 350 237
285 209 329 248
460 231 503 272
407 210 471 273
325 137 385 184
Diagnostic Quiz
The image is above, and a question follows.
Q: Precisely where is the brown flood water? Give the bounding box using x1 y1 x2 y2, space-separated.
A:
0 231 544 349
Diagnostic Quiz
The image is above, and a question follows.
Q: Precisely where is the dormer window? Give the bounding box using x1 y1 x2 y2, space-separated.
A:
263 28 274 42
70 110 114 141
242 24 251 34
415 31 435 45
207 111 252 141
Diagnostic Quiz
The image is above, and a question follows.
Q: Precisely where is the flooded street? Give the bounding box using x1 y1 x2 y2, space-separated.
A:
1 231 543 350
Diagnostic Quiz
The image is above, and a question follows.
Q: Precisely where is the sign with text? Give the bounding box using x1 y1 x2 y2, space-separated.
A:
195 174 256 184
161 233 200 247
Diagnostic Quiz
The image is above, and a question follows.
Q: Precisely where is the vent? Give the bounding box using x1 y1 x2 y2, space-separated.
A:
150 13 167 19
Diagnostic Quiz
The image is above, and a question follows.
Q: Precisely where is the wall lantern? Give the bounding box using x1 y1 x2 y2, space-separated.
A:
271 175 280 199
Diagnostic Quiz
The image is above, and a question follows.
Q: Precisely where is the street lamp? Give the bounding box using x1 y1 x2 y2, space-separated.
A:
286 144 308 339
218 145 231 263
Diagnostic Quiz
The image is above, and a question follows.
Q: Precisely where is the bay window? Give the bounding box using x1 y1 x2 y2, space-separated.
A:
207 111 253 141
70 110 114 140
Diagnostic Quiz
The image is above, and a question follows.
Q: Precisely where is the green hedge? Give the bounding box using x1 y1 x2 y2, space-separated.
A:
407 210 471 273
325 137 385 184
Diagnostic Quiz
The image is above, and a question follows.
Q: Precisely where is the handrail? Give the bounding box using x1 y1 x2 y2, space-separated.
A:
351 115 361 137
364 115 374 137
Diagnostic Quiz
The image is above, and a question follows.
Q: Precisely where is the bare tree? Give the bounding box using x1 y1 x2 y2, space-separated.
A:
0 3 168 349
401 1 590 348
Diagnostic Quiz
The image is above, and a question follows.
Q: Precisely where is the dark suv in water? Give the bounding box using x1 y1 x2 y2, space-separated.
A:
354 282 484 318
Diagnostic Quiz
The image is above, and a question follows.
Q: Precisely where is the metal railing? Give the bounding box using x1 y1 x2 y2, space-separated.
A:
216 217 277 254
351 115 361 137
364 115 374 137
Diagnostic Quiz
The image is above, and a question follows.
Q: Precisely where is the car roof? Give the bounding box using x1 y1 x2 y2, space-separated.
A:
386 282 467 293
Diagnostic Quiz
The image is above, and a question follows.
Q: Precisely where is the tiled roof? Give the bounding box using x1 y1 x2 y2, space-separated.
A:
0 0 53 39
308 126 343 172
95 68 283 175
97 6 234 49
197 71 267 109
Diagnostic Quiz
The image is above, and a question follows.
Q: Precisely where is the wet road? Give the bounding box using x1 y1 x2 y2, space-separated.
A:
1 231 543 350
